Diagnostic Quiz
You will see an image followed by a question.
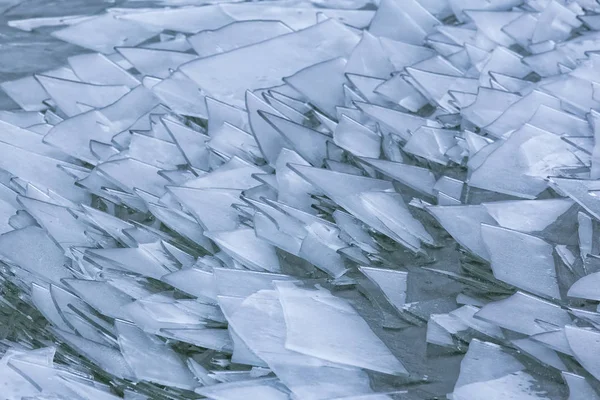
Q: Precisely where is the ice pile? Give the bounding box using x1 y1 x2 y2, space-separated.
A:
1 0 600 398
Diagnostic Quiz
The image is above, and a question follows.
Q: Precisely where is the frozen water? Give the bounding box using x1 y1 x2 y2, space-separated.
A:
0 0 597 399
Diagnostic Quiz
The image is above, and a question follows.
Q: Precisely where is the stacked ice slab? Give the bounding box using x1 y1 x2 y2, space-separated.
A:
1 0 600 398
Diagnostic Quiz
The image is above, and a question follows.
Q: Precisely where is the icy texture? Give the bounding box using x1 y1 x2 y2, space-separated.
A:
0 0 597 399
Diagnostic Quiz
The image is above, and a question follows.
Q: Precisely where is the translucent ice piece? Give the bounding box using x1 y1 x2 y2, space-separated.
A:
245 91 289 166
465 10 523 46
255 212 302 255
52 14 161 54
149 71 208 118
188 20 293 58
52 328 135 380
454 339 524 389
549 178 600 221
277 284 408 375
407 69 478 111
565 326 600 381
0 120 72 163
452 371 551 400
532 1 581 44
18 196 95 250
31 283 74 333
117 47 197 79
209 96 250 136
263 93 308 125
461 88 521 128
205 229 281 273
298 222 348 277
359 266 407 312
125 133 187 169
333 115 381 158
403 126 457 165
528 104 591 138
531 328 574 356
35 75 130 117
162 117 210 170
450 305 505 340
117 5 234 33
0 140 87 202
195 378 290 400
148 204 215 252
97 158 169 196
274 149 318 213
568 272 600 300
360 191 434 247
161 267 217 301
483 91 561 139
183 156 262 189
284 57 347 119
168 187 241 231
261 112 329 167
0 226 70 286
346 74 395 107
481 225 560 299
476 291 572 336
333 210 378 253
163 325 231 352
8 357 75 397
512 338 566 370
226 290 374 400
477 47 531 88
470 124 582 199
208 123 260 163
482 198 574 233
115 320 197 389
8 14 94 32
562 372 600 400
180 19 359 108
379 37 436 71
81 204 136 247
353 101 440 141
64 279 133 320
345 31 395 79
213 268 294 299
220 3 375 30
45 86 160 163
368 0 428 44
289 165 406 242
68 53 140 87
0 77 47 112
86 247 171 279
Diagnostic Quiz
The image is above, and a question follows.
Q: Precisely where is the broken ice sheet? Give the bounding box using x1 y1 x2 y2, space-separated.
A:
188 20 293 58
52 14 162 54
44 85 160 163
562 372 600 400
359 266 407 313
277 283 408 376
0 226 71 286
333 114 381 158
195 377 291 400
205 228 281 273
469 124 583 199
116 47 197 79
35 75 130 117
224 289 374 400
180 19 359 108
115 320 198 389
476 291 572 336
481 225 560 299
